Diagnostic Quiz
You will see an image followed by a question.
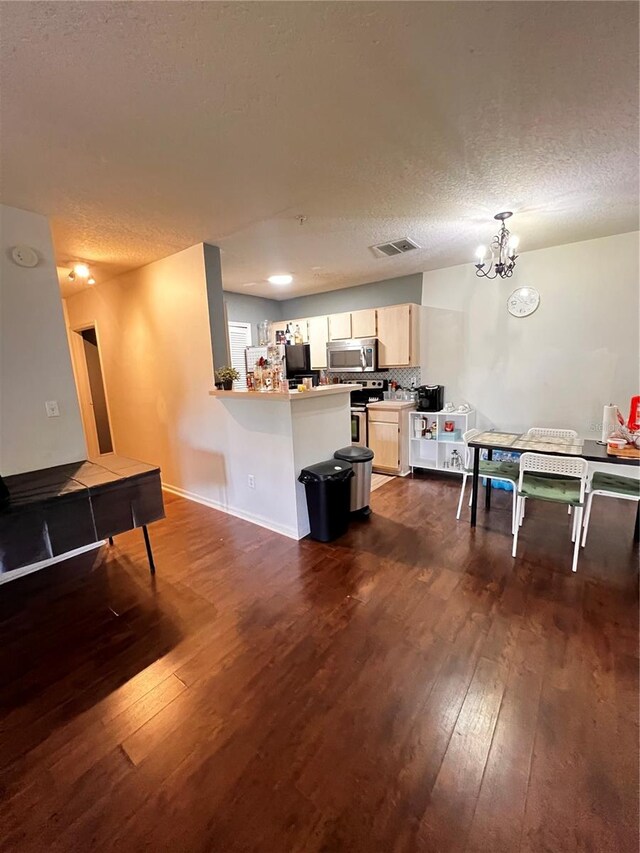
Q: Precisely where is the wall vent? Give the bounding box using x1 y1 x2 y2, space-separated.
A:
372 237 420 257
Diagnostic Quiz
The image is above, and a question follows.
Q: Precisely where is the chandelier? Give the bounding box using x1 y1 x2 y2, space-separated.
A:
475 212 519 279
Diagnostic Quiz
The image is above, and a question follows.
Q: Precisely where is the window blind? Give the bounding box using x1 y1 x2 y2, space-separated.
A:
227 322 252 390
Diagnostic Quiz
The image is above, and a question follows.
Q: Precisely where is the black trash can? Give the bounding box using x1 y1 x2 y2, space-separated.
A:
298 459 354 542
334 446 375 517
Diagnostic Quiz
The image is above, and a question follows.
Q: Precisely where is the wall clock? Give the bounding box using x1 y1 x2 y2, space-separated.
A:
11 245 39 268
507 286 540 318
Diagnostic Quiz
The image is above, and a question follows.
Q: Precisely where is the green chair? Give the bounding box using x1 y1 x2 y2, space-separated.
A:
457 429 519 532
581 471 640 546
512 452 589 573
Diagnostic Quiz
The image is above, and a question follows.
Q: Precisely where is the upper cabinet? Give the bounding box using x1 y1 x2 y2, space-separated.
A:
377 304 420 367
351 308 377 339
328 312 352 341
269 302 420 369
291 319 309 343
308 315 329 369
270 320 288 345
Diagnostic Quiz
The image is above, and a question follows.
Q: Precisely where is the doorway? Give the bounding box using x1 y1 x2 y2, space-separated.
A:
70 325 113 456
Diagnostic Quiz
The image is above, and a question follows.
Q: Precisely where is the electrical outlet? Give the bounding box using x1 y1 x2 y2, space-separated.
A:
248 474 255 489
45 400 60 418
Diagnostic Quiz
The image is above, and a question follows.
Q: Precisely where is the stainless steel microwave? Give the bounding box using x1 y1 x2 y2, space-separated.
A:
326 338 378 373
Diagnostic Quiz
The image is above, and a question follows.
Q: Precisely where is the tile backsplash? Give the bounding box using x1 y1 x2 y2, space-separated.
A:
328 368 422 388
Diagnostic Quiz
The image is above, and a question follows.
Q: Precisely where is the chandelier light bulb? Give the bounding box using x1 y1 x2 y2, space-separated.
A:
87 276 96 285
476 245 486 262
509 235 519 252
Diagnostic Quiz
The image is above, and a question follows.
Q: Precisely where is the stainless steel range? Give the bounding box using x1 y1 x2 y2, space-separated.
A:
350 380 387 446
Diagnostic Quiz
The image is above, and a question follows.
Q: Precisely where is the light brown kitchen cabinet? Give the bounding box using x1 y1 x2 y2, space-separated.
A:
377 304 420 367
291 319 309 343
351 308 377 339
270 320 288 345
368 420 399 472
367 402 414 475
308 315 329 369
328 312 352 341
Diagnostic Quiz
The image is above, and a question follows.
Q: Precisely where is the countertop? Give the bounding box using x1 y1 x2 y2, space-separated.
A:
209 384 361 402
367 400 417 411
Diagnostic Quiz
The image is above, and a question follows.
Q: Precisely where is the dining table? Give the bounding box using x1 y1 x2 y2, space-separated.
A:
467 431 640 539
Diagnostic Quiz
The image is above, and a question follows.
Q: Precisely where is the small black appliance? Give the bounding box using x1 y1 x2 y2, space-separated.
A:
417 384 444 412
285 344 311 379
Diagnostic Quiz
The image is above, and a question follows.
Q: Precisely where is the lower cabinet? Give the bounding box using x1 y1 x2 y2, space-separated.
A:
367 404 414 475
368 420 400 472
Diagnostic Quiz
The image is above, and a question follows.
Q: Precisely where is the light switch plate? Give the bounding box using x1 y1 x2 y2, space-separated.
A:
45 400 60 417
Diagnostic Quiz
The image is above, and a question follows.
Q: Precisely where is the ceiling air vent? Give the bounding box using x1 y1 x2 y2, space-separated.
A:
372 237 420 258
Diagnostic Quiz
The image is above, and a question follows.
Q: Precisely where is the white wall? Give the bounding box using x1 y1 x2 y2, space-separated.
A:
65 248 352 538
201 393 351 539
0 204 86 474
421 231 639 438
65 245 217 493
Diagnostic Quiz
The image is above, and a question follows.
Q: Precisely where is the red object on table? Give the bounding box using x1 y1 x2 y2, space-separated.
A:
627 395 640 432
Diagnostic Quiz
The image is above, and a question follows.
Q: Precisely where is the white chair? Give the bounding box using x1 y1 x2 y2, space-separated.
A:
581 471 640 546
456 429 519 532
525 428 580 518
512 452 589 573
526 427 579 441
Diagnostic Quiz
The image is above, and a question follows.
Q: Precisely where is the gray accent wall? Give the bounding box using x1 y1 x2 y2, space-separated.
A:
203 243 230 370
224 292 282 345
278 273 423 319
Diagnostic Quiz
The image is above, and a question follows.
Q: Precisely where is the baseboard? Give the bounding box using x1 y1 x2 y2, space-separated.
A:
0 541 105 586
161 483 301 540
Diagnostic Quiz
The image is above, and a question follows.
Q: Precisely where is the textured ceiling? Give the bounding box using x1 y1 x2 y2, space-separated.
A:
1 1 638 299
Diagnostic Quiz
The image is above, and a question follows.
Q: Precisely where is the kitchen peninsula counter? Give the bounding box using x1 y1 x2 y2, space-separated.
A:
209 384 361 401
209 384 356 539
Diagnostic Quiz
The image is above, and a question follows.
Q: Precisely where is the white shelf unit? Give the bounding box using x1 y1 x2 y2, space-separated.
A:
408 409 476 476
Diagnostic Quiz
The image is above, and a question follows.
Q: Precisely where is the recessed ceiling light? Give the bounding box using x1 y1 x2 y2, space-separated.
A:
73 263 90 278
268 274 293 285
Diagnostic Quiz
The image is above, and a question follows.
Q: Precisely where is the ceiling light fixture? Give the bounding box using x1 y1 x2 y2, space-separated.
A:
268 274 293 285
73 263 90 278
475 212 519 279
67 262 94 284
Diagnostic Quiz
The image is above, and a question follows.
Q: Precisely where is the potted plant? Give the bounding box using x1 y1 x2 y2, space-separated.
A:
215 366 240 391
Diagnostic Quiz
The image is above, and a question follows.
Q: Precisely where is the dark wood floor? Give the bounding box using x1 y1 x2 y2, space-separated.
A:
1 473 638 852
